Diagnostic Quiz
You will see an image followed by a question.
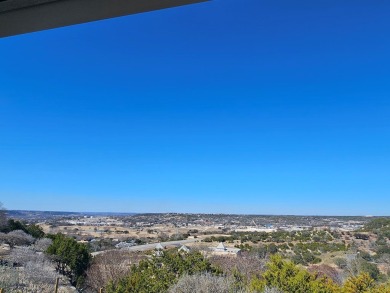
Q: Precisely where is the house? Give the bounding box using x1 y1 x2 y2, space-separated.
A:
209 242 241 257
154 243 165 256
155 243 164 250
178 245 190 253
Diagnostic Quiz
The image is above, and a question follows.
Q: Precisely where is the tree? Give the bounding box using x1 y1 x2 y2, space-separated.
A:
308 264 343 285
1 245 69 292
34 238 53 252
86 250 139 291
209 251 267 286
342 273 375 293
0 217 44 238
0 230 34 247
359 261 380 281
5 246 40 266
26 224 45 239
250 255 339 293
344 255 381 281
6 219 27 233
106 251 217 293
46 233 91 287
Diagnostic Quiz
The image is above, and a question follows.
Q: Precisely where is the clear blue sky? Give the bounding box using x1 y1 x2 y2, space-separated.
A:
1 0 389 215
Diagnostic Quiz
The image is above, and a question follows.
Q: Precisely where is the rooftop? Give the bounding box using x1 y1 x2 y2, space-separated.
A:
0 0 208 37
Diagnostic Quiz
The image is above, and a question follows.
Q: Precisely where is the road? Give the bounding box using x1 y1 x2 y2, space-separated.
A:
127 238 200 251
91 238 201 256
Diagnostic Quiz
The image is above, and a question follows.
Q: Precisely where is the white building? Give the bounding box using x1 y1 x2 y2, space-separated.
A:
154 243 165 256
178 245 190 253
209 242 241 256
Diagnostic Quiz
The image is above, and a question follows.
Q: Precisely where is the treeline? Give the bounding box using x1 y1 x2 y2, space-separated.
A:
204 229 347 266
204 229 335 244
0 218 44 239
362 218 390 242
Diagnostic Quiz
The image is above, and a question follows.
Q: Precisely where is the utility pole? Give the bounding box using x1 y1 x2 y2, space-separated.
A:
55 277 59 293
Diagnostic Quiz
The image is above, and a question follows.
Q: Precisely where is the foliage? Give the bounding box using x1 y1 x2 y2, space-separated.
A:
106 251 218 293
363 218 390 240
359 260 381 281
1 219 26 233
308 264 343 285
248 255 390 293
204 229 346 267
88 238 117 252
263 287 284 293
25 224 45 238
293 242 346 255
204 229 335 245
209 251 267 286
86 250 142 291
342 273 375 293
168 273 234 293
341 255 381 281
364 218 390 231
0 230 35 247
249 255 338 293
46 233 91 287
375 244 390 257
0 247 68 292
34 237 53 252
95 250 390 293
291 251 321 266
0 218 45 239
359 251 372 261
334 258 347 269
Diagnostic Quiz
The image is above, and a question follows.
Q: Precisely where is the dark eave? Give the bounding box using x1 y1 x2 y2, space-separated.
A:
0 0 208 38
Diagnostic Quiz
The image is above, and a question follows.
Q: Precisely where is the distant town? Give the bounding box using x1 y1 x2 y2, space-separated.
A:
6 210 371 243
3 210 373 255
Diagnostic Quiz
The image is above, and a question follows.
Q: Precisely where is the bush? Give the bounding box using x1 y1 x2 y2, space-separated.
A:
86 250 138 291
359 251 372 261
334 258 347 269
169 273 233 293
342 273 375 293
106 251 217 293
26 224 45 239
263 287 284 293
0 230 34 247
308 264 343 285
359 261 380 281
250 255 338 293
0 247 68 292
34 238 53 252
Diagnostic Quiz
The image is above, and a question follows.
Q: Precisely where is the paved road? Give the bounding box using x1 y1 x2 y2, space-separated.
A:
91 238 201 256
127 238 200 251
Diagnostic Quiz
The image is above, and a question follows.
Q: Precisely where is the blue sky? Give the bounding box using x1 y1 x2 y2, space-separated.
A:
0 0 389 215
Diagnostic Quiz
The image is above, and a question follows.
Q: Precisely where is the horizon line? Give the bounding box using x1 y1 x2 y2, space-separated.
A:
6 209 383 218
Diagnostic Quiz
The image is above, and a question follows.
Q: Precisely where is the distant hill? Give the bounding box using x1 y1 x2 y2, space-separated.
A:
6 210 136 221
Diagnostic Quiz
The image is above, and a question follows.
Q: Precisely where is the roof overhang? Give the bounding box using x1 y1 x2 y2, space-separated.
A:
0 0 208 38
